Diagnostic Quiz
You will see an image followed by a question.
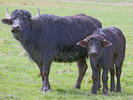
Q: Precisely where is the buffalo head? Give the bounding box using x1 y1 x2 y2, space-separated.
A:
2 8 40 40
77 33 112 58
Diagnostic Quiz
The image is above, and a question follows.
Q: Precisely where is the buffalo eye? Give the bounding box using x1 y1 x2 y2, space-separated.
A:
96 42 100 46
22 17 27 20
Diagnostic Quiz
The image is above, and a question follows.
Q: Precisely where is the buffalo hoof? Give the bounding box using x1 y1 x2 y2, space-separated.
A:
91 91 97 94
116 89 121 93
42 89 51 93
91 93 97 95
103 90 108 96
91 89 97 94
103 93 108 96
40 88 51 93
91 87 97 94
110 87 115 92
73 85 80 89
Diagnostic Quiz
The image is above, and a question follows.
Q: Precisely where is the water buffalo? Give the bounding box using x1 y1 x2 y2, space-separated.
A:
2 8 102 93
77 27 126 95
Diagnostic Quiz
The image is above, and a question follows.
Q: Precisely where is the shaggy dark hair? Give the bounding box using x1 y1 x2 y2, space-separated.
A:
77 26 126 95
2 9 102 93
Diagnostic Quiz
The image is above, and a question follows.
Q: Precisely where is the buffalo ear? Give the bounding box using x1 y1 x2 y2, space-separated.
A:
77 40 88 48
1 18 12 25
102 39 112 47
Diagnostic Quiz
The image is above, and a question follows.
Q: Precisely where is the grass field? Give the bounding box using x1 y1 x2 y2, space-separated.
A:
0 0 133 100
82 0 133 3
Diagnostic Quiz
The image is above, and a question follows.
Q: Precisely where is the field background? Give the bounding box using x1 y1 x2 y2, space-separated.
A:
0 0 133 100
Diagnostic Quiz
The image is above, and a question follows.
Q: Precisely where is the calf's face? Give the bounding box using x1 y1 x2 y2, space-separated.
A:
77 34 112 58
87 39 103 56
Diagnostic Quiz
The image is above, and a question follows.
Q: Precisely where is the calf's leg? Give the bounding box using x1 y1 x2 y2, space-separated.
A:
110 65 115 92
91 68 99 94
90 59 99 94
102 68 108 95
116 66 122 92
97 68 101 91
74 58 88 89
115 48 125 92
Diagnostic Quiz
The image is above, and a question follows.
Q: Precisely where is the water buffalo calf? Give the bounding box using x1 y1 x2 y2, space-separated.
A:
2 8 102 93
77 26 126 95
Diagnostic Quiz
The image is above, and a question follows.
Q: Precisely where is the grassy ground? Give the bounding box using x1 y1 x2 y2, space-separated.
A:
0 0 133 100
82 0 133 3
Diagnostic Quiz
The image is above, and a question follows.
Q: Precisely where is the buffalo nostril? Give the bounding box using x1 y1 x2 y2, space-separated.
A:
11 25 20 33
89 52 97 56
12 25 19 29
16 26 19 29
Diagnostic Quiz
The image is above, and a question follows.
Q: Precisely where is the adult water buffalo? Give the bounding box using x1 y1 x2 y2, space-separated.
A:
2 8 102 93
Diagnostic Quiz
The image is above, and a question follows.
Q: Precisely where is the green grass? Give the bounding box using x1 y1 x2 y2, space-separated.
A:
0 0 133 100
82 0 133 3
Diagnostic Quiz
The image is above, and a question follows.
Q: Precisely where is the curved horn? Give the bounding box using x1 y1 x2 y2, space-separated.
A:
31 8 40 20
6 8 11 19
84 39 87 41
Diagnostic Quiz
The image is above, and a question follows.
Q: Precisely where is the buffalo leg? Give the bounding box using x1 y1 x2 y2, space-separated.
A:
41 61 51 93
116 66 122 92
90 58 99 94
115 48 124 93
110 65 115 92
102 68 108 95
91 68 99 94
74 58 88 89
97 68 101 91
